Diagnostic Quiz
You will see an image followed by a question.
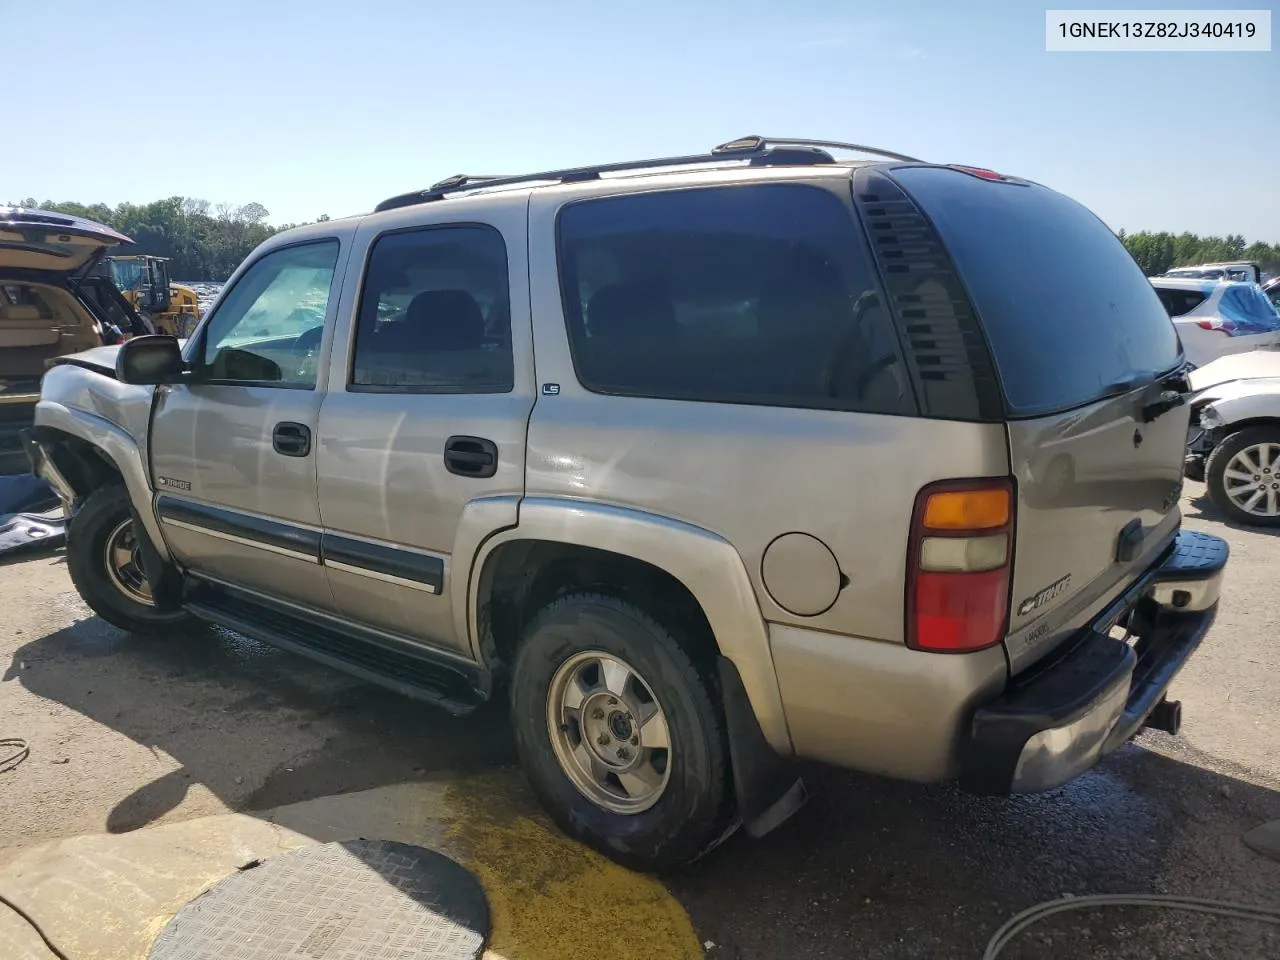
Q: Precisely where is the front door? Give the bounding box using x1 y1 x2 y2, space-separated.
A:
149 237 346 611
315 203 535 657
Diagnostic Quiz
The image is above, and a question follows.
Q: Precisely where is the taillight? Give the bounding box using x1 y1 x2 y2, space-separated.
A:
1195 320 1228 333
906 478 1014 653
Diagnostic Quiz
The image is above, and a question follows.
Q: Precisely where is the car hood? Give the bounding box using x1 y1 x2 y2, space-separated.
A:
49 344 123 377
0 206 132 276
1188 351 1280 391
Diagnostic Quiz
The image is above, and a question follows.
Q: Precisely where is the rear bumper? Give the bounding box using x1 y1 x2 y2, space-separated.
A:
960 529 1228 795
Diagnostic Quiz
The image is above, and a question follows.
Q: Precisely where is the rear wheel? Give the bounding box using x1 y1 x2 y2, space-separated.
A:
1206 426 1280 526
67 484 193 633
510 592 733 871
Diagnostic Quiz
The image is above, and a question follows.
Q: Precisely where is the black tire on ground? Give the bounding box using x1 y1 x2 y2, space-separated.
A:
1184 456 1206 484
510 592 734 872
1206 425 1280 527
66 483 193 634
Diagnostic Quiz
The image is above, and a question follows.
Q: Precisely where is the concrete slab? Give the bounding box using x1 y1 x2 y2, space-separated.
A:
0 774 701 960
1243 819 1280 863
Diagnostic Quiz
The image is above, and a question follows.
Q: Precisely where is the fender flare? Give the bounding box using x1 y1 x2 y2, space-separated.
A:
465 496 794 756
33 399 169 561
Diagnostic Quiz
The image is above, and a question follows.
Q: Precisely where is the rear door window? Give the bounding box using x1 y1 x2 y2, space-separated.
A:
1154 286 1210 317
891 167 1182 417
556 184 915 415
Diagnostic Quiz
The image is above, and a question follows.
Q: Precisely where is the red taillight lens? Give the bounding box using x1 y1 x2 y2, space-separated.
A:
950 165 1009 181
907 478 1014 653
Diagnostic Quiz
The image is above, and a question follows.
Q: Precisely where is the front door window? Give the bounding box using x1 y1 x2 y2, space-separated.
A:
200 240 339 387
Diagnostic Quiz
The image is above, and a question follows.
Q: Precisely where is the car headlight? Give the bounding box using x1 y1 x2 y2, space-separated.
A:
1198 404 1225 429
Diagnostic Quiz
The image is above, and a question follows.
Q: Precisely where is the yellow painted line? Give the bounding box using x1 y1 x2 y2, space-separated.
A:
443 772 702 960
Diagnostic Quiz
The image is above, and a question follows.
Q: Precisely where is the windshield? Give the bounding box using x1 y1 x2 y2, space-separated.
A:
891 167 1182 417
109 259 145 292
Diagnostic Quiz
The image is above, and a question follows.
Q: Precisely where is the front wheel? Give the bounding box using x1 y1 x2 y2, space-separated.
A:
66 484 194 633
1206 426 1280 526
510 593 734 871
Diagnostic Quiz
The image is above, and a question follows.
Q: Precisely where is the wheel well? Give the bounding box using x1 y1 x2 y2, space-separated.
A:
476 540 720 681
1214 417 1280 439
34 428 123 501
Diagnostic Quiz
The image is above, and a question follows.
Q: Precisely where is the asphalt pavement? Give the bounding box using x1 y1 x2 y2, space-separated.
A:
0 481 1276 959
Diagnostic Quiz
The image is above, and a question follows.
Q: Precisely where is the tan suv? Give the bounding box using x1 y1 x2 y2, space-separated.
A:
27 137 1229 870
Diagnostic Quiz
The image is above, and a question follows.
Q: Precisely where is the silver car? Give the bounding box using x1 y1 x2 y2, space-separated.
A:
27 137 1228 870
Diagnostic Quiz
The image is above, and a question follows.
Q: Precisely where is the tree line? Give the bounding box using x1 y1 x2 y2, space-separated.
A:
16 194 1279 283
1118 229 1280 278
13 196 327 281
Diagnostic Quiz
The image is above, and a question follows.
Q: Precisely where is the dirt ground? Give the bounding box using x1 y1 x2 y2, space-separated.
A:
0 481 1277 959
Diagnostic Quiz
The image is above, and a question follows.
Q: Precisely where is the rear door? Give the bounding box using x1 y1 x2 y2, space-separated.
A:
892 167 1189 672
314 195 534 658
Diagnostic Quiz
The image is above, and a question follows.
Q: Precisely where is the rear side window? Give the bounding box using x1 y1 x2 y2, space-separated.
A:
351 225 513 393
556 184 914 414
1154 286 1210 317
892 168 1181 417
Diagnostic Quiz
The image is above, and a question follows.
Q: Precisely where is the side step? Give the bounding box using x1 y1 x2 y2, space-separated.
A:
185 579 487 715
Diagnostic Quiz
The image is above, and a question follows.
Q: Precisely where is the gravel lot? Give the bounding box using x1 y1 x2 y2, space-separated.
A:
0 481 1277 959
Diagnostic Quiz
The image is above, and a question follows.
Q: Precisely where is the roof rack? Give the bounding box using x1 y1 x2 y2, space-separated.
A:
373 134 924 213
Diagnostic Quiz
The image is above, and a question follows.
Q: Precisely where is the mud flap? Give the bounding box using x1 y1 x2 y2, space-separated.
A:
131 505 184 610
716 656 807 838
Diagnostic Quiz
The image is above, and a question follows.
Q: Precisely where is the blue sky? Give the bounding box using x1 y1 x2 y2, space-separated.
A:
3 0 1276 239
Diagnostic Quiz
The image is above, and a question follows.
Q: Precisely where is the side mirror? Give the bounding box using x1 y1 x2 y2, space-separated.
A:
115 334 185 384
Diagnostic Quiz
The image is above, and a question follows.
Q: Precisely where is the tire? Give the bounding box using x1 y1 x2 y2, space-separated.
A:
510 592 733 871
66 484 193 634
1206 426 1280 527
1184 456 1206 484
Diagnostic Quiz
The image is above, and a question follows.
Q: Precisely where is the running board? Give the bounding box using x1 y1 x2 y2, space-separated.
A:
184 578 488 715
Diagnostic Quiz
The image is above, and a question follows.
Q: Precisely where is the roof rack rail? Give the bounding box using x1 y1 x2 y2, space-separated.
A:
712 135 924 163
373 135 923 213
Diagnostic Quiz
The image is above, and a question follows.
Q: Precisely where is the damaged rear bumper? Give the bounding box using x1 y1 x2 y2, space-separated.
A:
960 529 1228 795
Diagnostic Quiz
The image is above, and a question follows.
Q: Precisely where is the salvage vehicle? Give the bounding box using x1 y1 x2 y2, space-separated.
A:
1185 350 1280 526
25 137 1228 870
0 206 149 475
1150 277 1280 368
1162 261 1262 283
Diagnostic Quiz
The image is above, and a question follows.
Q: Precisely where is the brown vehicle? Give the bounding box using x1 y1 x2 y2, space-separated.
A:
0 207 148 473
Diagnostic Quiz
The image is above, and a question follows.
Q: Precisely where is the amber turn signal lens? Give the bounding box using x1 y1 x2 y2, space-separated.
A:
922 489 1010 531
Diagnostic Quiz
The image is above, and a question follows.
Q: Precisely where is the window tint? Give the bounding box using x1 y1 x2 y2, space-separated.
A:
1154 286 1209 317
351 226 513 393
201 240 339 386
892 168 1181 416
556 184 914 414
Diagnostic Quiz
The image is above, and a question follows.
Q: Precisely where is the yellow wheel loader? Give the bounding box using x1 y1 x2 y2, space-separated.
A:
96 255 201 337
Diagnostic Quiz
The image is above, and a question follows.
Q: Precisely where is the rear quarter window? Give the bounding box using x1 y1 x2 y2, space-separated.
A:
1154 286 1210 317
891 167 1182 417
556 183 916 415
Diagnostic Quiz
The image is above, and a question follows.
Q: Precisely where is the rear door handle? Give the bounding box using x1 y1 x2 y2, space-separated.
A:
444 436 498 478
272 421 312 458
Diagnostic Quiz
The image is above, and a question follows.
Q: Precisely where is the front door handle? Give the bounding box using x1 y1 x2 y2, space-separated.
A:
273 421 312 458
444 436 498 478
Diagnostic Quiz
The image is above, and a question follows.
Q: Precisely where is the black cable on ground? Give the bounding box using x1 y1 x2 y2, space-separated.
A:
0 891 72 960
0 738 28 774
984 894 1280 959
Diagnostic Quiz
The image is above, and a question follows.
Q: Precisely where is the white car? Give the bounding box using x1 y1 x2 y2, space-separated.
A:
1186 351 1280 525
1150 277 1280 368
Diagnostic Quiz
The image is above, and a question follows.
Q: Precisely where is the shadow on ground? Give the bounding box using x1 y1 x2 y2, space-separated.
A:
5 611 1279 959
3 616 517 834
